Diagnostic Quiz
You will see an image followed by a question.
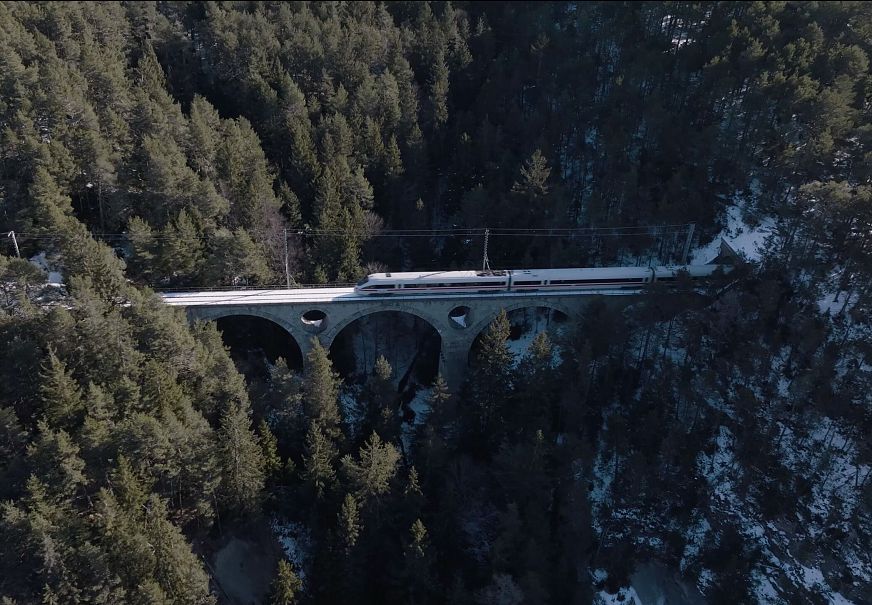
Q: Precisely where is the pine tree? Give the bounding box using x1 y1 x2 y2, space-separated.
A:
512 149 551 199
158 210 203 284
188 95 222 180
126 216 157 283
26 422 87 499
24 167 75 234
337 493 361 552
340 431 400 502
79 382 115 459
205 228 273 286
428 374 451 409
143 496 215 605
302 339 342 439
38 349 84 429
0 405 27 465
217 401 265 515
302 421 337 500
392 518 435 604
428 47 449 129
270 560 302 605
466 309 515 444
258 420 283 484
112 455 150 516
278 182 303 229
364 355 399 441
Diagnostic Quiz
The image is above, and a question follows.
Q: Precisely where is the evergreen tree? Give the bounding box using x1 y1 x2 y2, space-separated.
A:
259 419 283 485
217 401 265 515
25 422 87 500
158 210 203 284
393 518 435 604
302 339 342 439
270 560 302 605
21 167 75 234
465 309 515 446
428 47 450 130
337 492 361 553
363 355 400 441
38 349 84 429
340 432 400 502
302 421 337 500
143 496 215 605
126 216 157 283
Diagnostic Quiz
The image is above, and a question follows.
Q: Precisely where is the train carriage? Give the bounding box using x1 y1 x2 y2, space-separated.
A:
354 265 721 295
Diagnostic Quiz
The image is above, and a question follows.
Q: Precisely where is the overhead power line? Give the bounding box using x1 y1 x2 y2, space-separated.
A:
3 224 694 243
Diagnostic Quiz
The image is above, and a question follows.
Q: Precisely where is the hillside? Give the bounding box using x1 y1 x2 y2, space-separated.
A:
1 2 870 604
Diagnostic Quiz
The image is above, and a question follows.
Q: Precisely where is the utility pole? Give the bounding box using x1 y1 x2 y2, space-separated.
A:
283 228 291 288
481 228 491 272
682 223 696 265
7 231 20 258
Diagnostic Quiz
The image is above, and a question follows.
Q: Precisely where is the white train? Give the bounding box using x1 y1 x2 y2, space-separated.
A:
354 265 724 294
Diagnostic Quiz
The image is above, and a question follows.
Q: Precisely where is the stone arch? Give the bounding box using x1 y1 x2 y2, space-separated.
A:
321 305 446 349
325 307 444 386
466 300 575 344
188 308 305 370
464 301 574 368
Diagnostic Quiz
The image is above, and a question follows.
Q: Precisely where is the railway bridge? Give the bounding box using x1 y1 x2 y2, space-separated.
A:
162 286 649 390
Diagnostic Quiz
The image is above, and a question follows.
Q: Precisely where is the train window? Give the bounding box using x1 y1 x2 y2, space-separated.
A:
356 277 369 286
551 278 645 285
514 280 542 286
365 284 395 290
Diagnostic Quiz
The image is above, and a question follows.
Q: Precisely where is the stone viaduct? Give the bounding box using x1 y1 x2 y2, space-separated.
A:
164 289 644 390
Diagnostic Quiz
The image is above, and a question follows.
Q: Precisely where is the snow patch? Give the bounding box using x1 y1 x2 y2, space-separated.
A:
690 202 773 264
595 586 642 605
29 252 63 285
401 386 432 454
270 518 312 583
504 308 565 367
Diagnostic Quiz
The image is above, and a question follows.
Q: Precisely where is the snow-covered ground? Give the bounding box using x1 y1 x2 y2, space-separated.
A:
690 200 774 264
503 307 567 367
595 586 642 605
29 251 63 284
696 424 868 604
270 517 312 584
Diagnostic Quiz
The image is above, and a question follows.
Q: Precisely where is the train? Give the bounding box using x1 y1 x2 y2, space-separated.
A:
353 265 725 295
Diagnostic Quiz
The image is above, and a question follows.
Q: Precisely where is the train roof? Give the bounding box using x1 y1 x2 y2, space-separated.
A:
361 265 719 283
365 270 486 280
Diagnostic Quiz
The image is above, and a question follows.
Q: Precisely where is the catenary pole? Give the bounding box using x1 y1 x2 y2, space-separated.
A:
482 228 491 272
7 231 20 258
283 228 291 288
682 223 696 264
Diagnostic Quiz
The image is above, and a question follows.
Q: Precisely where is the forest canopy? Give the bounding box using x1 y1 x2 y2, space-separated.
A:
0 2 871 604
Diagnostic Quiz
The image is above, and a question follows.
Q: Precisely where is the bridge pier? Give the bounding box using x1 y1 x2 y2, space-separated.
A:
438 334 476 393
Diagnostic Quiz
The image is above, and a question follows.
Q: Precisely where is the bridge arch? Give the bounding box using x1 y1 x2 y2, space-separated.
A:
192 308 305 371
466 300 575 343
466 301 573 366
324 307 444 386
321 305 447 349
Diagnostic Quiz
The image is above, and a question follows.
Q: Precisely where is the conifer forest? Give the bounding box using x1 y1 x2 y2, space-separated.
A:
1 2 871 604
